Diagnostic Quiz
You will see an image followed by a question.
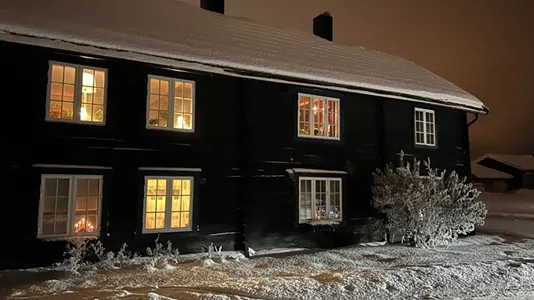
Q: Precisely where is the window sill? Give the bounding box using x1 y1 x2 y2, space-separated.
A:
146 126 195 133
297 134 341 141
37 235 99 242
142 228 193 234
300 219 341 226
45 118 106 126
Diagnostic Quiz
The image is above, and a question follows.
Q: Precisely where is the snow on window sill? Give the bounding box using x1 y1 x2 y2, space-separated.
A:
37 235 99 242
307 219 341 226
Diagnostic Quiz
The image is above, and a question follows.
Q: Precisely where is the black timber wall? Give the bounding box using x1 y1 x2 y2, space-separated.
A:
383 100 471 178
0 42 243 269
241 80 382 249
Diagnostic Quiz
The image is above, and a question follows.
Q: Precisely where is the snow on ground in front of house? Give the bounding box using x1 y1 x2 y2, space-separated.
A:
3 235 534 300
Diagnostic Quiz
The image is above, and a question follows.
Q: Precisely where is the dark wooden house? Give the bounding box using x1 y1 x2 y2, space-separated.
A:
473 154 534 191
0 0 487 269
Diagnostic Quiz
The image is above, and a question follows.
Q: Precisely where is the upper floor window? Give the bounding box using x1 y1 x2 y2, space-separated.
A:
147 76 195 132
47 62 107 124
38 174 103 239
142 176 194 233
299 177 342 223
414 108 436 146
298 93 340 140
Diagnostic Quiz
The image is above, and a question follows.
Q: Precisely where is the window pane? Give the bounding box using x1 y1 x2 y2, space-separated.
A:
175 81 183 97
95 70 105 88
156 213 165 229
313 98 325 137
50 83 63 100
149 95 159 110
171 212 180 228
94 88 105 105
182 114 192 129
183 99 192 114
147 179 157 195
299 96 311 136
146 196 156 212
315 179 327 219
64 66 76 84
150 79 160 94
156 196 166 212
42 216 55 235
182 180 191 195
51 65 64 82
183 82 193 98
158 111 168 127
73 178 101 235
181 212 190 228
63 84 75 101
174 97 183 113
146 213 155 229
160 80 169 95
57 179 69 196
148 111 159 126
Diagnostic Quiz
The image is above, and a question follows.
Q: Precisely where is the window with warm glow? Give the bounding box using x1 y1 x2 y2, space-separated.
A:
414 108 436 146
47 62 106 124
298 93 340 139
38 175 102 238
298 177 342 223
143 177 193 232
147 76 194 132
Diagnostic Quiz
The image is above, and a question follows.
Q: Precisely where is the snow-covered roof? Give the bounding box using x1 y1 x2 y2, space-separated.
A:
474 154 534 171
0 0 486 113
471 163 513 179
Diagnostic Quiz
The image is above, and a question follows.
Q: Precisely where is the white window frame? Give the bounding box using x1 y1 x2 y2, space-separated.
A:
145 75 196 133
37 174 103 239
142 176 194 233
414 107 436 146
297 93 341 140
45 61 108 125
298 177 343 224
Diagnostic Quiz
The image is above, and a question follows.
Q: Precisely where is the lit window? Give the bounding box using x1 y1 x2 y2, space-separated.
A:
143 177 193 232
414 108 436 146
147 76 194 132
298 93 340 139
298 177 342 223
38 175 102 238
47 62 106 124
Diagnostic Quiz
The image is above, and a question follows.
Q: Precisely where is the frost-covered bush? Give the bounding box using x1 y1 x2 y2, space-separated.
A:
202 242 223 259
58 239 139 273
145 235 180 267
372 151 487 248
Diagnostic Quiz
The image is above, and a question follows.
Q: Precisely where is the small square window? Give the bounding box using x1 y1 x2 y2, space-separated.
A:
38 175 103 239
298 93 340 140
298 177 342 223
143 176 194 233
47 62 107 124
414 108 436 146
147 76 195 132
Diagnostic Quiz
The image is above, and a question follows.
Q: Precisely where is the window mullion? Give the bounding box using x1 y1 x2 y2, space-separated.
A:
311 179 316 219
422 111 427 144
326 179 331 219
169 80 174 129
68 176 75 236
74 66 82 123
310 98 314 137
166 178 173 230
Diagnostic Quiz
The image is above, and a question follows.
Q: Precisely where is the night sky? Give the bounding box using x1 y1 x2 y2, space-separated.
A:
180 0 534 159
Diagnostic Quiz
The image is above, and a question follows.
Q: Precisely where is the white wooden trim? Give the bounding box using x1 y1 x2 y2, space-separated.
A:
138 167 201 172
145 75 195 133
297 93 341 140
414 107 436 146
287 168 347 175
37 174 103 239
33 164 112 170
45 61 108 125
142 176 194 234
297 177 343 224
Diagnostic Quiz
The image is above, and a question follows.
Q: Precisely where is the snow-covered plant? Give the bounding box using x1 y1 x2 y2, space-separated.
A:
372 151 487 248
60 238 89 273
203 242 223 259
145 235 179 266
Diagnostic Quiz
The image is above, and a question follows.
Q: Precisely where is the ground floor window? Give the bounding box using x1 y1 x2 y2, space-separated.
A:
38 175 102 238
143 176 193 233
298 177 342 223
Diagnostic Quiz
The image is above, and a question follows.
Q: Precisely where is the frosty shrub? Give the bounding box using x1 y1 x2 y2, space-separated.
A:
145 235 180 266
60 237 89 273
372 151 487 248
202 242 223 259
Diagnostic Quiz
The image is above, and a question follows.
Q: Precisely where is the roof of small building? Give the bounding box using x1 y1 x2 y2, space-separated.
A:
473 154 534 171
471 163 513 179
0 0 486 113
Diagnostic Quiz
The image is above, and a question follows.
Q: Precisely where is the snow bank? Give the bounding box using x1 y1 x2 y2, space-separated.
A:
5 235 534 299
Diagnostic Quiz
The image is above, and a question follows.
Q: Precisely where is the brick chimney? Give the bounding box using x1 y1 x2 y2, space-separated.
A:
313 12 333 42
200 0 224 14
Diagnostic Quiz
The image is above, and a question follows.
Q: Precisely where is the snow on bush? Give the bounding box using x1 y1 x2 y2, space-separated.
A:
372 151 487 248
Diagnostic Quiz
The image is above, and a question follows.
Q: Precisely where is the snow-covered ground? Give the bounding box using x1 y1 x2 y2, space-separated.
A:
2 235 534 300
478 189 534 238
